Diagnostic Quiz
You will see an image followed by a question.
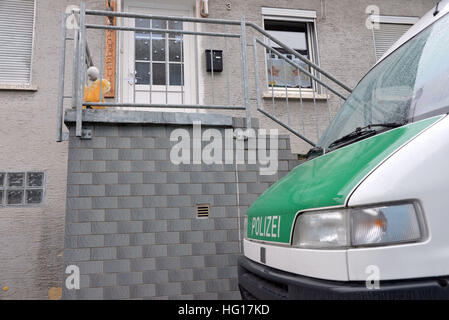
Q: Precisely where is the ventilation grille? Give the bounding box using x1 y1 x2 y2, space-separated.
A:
197 204 210 218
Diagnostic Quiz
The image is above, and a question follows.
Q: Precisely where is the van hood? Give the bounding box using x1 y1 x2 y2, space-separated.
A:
246 115 442 244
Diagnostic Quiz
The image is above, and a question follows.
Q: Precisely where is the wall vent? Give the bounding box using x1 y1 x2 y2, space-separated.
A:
197 204 210 218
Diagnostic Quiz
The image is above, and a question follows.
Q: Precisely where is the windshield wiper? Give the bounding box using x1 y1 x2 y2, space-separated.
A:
327 122 404 151
306 122 404 160
306 146 325 160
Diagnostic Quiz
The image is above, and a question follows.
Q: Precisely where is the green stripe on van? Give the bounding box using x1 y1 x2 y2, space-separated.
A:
247 116 443 244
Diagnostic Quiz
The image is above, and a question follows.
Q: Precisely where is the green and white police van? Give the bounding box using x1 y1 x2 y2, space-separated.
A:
239 1 449 299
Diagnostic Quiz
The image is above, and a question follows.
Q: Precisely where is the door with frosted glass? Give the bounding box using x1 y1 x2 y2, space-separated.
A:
124 6 195 107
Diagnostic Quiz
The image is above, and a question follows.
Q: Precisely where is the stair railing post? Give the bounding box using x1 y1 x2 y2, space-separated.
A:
252 37 262 112
57 12 68 142
76 1 87 137
240 16 251 130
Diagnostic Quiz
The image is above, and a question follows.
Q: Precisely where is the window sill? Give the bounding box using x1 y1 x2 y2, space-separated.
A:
262 90 328 100
0 84 38 91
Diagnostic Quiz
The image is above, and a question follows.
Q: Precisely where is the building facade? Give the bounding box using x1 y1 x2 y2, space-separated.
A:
0 0 434 299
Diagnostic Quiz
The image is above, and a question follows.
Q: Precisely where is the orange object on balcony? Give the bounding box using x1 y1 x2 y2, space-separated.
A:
83 66 111 109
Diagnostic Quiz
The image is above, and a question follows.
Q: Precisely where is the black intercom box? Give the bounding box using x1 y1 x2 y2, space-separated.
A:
205 50 223 72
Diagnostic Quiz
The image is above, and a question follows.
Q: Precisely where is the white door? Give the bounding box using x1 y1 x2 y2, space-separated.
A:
122 2 196 111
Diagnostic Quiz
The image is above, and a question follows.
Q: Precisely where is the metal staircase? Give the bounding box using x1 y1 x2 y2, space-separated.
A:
57 2 352 149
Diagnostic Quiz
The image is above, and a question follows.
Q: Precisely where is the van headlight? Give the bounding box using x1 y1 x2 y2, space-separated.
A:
292 203 424 249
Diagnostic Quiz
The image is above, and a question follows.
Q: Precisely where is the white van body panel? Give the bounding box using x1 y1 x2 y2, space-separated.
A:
244 239 349 281
347 115 449 281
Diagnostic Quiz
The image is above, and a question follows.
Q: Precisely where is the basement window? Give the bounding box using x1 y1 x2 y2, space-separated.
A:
0 172 45 206
262 8 320 91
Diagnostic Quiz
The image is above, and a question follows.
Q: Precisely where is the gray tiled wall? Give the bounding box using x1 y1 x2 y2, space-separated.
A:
62 117 303 300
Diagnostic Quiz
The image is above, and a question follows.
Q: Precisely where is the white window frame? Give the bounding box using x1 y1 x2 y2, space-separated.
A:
261 7 321 95
0 0 37 91
118 0 197 107
370 15 419 25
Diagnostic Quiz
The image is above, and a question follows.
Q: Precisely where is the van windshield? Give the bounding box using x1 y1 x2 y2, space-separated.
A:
317 12 449 150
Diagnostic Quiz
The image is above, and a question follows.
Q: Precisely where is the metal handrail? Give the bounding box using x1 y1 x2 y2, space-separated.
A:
84 102 246 110
57 2 352 149
85 24 241 38
255 39 347 101
83 8 352 94
85 9 243 25
71 8 95 68
248 22 353 94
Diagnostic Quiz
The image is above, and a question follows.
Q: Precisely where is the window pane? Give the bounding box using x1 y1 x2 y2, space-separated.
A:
0 190 3 205
264 19 313 88
0 173 4 187
169 64 183 86
8 173 24 187
136 18 150 29
135 62 150 85
152 39 166 61
152 19 167 38
266 52 312 88
26 190 43 204
27 172 44 187
135 33 151 61
265 20 309 54
168 20 183 30
152 63 166 85
152 19 166 29
267 30 308 52
7 190 23 205
168 20 183 38
169 39 183 62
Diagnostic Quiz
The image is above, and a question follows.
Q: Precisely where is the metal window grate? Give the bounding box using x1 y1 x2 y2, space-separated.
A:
197 204 210 218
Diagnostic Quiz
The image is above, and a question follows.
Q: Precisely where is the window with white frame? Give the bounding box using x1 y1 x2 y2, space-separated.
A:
371 15 419 61
0 172 45 206
0 0 36 85
262 8 319 90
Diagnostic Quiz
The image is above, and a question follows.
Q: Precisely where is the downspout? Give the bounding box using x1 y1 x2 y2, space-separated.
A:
320 0 326 21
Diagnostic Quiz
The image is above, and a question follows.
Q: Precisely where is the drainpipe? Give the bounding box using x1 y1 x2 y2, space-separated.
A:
320 0 326 21
200 0 209 18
